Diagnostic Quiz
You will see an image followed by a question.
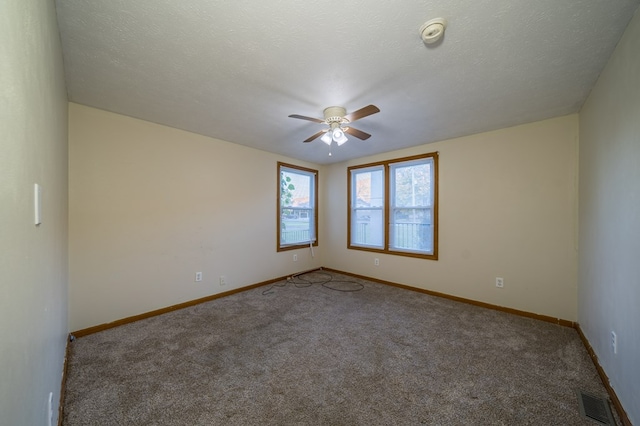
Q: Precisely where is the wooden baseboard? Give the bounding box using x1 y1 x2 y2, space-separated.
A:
575 325 631 426
69 265 575 338
323 267 576 327
57 334 71 426
71 279 280 338
71 269 320 338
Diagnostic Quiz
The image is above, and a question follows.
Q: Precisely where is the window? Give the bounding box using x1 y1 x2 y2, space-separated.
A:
348 153 438 259
350 165 385 249
278 162 318 251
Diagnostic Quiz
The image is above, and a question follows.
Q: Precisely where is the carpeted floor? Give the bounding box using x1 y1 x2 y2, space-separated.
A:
62 271 616 425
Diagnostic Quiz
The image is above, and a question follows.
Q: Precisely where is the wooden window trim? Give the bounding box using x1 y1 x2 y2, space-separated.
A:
277 162 319 252
347 152 438 260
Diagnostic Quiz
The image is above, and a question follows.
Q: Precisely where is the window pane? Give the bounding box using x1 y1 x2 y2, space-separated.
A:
391 208 432 253
281 170 312 208
354 169 384 208
392 162 431 207
351 209 384 247
281 208 313 245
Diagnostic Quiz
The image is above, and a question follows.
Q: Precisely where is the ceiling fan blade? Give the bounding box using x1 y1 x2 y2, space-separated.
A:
344 127 371 140
288 114 325 124
344 105 380 123
303 130 326 143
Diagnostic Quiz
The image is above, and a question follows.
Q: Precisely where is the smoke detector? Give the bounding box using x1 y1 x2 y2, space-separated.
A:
420 18 447 44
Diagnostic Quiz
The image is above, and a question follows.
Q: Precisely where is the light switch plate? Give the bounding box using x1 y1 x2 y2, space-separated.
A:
34 183 42 225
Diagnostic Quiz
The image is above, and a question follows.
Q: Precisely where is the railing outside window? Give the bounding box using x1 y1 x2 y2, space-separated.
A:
281 207 313 245
391 222 432 252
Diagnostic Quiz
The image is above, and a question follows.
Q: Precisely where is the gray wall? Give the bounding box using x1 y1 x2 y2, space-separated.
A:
0 0 69 424
578 9 640 424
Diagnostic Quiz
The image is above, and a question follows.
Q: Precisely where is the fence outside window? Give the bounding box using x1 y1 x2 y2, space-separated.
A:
354 222 432 252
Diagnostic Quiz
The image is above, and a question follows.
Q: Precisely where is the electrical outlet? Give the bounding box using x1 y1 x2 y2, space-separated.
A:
293 254 298 262
611 331 617 354
195 272 202 282
219 275 226 286
495 277 504 288
374 258 379 266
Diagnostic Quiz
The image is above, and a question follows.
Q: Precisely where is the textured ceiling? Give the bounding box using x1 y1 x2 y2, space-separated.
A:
55 0 639 164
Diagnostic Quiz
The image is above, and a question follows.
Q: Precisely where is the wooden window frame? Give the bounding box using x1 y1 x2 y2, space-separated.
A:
347 152 438 260
277 162 319 252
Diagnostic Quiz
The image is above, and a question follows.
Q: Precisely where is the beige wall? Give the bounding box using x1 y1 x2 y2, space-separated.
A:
70 106 579 330
579 9 640 424
0 0 68 424
323 115 579 321
68 103 323 331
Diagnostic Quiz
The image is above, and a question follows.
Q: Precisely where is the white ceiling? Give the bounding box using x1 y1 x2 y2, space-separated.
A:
55 0 639 164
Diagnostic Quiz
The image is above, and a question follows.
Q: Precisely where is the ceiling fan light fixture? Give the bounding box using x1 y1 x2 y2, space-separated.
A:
333 129 348 145
335 133 348 146
321 131 333 145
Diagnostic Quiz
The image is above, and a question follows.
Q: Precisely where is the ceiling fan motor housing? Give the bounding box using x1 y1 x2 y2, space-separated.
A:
323 106 348 124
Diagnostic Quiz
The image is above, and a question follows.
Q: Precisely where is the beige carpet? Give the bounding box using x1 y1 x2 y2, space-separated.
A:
62 271 616 425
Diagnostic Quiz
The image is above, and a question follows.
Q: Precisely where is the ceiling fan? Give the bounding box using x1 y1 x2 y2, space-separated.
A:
288 105 380 146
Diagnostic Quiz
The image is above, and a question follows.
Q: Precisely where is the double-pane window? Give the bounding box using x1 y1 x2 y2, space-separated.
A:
348 153 438 259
